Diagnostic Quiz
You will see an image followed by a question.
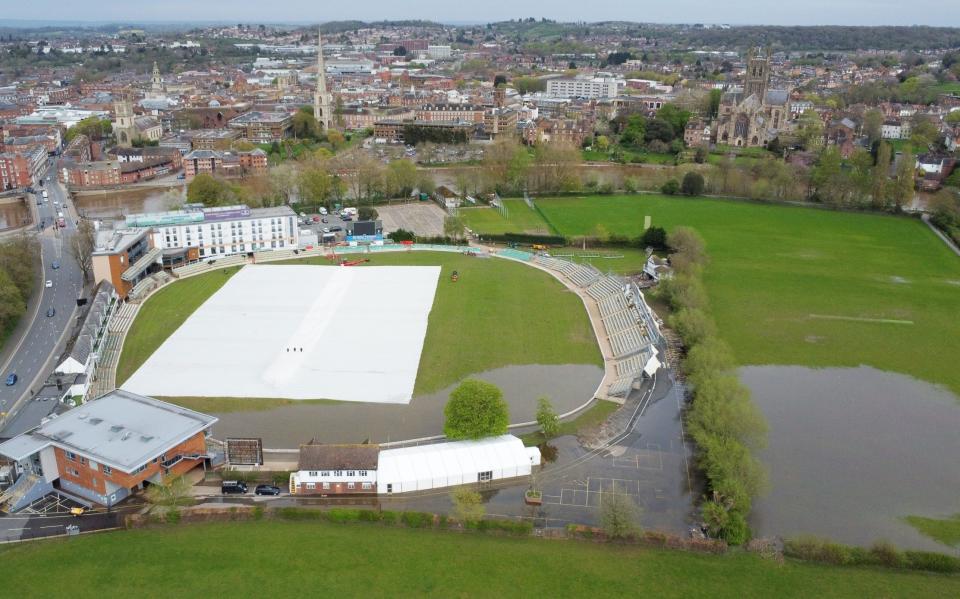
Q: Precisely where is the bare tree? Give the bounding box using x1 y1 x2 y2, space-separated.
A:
70 219 96 283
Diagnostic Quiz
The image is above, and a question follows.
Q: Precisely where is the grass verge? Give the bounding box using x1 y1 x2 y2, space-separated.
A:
520 399 620 445
0 520 956 598
904 514 960 548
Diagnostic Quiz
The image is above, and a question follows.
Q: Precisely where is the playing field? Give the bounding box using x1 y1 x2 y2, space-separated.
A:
463 194 960 394
117 252 601 403
123 265 440 404
1 521 955 598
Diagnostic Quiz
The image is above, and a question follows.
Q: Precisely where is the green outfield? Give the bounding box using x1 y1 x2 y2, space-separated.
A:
464 194 960 394
461 199 555 235
1 521 955 598
116 252 600 399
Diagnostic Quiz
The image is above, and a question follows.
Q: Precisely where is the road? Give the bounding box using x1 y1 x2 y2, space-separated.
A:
0 159 85 431
0 509 123 542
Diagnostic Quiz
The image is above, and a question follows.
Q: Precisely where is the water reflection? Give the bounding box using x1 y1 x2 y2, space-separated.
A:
743 365 960 552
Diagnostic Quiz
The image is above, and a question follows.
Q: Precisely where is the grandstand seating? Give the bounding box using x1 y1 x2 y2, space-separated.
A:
608 326 651 358
586 276 624 300
607 376 636 398
598 292 629 316
602 309 638 335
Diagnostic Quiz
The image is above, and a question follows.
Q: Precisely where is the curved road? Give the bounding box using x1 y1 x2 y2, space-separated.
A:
0 159 84 430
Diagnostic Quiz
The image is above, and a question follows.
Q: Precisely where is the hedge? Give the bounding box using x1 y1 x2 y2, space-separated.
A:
783 536 960 574
478 233 567 246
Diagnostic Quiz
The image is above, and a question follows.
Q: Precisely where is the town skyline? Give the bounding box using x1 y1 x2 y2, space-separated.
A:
1 1 959 28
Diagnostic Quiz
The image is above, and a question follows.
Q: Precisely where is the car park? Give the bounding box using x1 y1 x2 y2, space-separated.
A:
221 480 248 494
5 373 17 386
255 484 281 496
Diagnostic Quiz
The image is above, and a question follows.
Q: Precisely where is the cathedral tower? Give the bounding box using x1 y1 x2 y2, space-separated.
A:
313 28 333 132
113 92 136 148
744 46 772 102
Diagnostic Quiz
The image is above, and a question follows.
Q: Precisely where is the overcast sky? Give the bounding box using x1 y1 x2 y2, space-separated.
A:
3 1 958 27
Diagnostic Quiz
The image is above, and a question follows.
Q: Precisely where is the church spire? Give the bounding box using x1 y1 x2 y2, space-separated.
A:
313 27 332 132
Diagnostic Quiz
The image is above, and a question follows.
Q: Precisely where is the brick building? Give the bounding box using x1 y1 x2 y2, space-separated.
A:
0 145 46 190
227 111 292 143
182 148 267 181
415 104 485 124
0 390 217 510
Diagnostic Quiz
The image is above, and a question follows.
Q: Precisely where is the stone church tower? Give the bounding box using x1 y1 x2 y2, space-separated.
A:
313 28 333 132
113 93 136 148
743 47 771 101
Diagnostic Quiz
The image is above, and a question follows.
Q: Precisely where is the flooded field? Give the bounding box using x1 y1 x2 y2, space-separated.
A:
73 186 185 220
212 364 604 447
744 365 960 552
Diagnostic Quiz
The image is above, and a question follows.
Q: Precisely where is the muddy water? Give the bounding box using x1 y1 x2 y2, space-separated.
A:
212 364 603 447
73 186 185 219
743 365 960 552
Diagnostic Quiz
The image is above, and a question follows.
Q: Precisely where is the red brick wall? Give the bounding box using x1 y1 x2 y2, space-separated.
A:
54 431 208 498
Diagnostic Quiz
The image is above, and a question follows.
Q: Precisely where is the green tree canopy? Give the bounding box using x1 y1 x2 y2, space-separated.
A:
444 379 509 440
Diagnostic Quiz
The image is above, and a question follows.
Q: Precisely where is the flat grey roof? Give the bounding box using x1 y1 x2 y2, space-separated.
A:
0 390 217 472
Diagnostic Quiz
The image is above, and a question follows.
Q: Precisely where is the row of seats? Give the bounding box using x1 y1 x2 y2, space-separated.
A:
607 376 636 398
586 276 624 300
253 249 299 263
598 292 629 317
602 308 638 335
608 326 651 358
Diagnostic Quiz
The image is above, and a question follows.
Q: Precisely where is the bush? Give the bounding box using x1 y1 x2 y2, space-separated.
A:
479 233 566 246
904 550 960 573
380 510 399 525
389 228 416 242
252 506 264 521
276 507 324 521
401 511 434 528
661 179 680 195
870 541 904 568
165 508 181 524
358 510 382 523
326 509 362 523
640 226 668 250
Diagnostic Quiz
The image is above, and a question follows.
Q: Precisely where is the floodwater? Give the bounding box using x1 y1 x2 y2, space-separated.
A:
743 365 960 552
212 364 604 447
73 186 185 220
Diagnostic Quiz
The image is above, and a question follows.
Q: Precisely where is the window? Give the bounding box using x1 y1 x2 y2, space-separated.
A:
386 484 393 493
321 471 330 477
362 482 372 490
358 470 367 477
322 482 330 490
102 465 113 475
67 467 80 477
79 456 87 465
65 451 77 461
308 471 318 477
306 482 315 490
333 470 342 477
347 482 355 490
478 470 493 482
347 471 355 477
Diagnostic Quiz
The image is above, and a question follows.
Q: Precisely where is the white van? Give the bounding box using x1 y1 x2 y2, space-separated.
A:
319 207 328 215
41 190 48 199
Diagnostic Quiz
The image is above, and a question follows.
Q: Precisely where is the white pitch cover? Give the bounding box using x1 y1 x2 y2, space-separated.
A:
123 264 440 404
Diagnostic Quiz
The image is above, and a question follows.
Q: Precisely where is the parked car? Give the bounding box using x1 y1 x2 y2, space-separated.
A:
176 173 186 180
322 227 331 233
330 226 342 232
255 484 281 496
321 217 328 223
5 373 17 386
51 261 60 269
46 307 55 318
221 481 248 494
312 216 321 223
45 280 52 288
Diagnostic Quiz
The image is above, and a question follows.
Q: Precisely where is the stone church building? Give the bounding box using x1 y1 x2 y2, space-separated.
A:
714 47 789 147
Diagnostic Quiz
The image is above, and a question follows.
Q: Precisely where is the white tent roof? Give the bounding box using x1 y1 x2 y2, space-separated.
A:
378 435 539 483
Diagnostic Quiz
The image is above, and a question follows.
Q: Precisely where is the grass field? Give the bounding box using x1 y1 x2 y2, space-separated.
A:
1 521 955 598
463 194 960 394
462 200 556 235
116 267 241 385
905 514 960 548
117 252 600 399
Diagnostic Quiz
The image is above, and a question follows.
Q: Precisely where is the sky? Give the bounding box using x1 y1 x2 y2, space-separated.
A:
1 0 958 27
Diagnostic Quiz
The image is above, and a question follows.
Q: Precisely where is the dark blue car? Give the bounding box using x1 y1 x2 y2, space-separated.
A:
5 373 17 386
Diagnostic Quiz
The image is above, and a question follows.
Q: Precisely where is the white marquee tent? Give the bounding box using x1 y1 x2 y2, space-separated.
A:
376 435 540 494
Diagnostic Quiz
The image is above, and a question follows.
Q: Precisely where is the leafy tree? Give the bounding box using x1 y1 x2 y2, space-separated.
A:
385 159 418 198
669 308 716 346
707 88 723 119
0 268 25 333
667 226 707 272
69 219 96 282
600 492 642 539
947 111 960 125
186 173 234 206
326 130 346 150
292 108 320 140
891 148 916 210
451 488 485 523
909 115 939 149
644 118 676 144
443 215 466 240
594 135 610 152
681 171 705 196
862 108 883 144
661 179 680 195
641 226 667 249
444 379 509 439
619 114 647 146
65 117 113 142
144 475 193 507
656 104 692 134
535 396 559 438
357 206 378 221
392 45 407 56
298 161 340 206
796 110 825 150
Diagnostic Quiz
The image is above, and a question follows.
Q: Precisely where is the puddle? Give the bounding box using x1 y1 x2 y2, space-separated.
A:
212 364 603 447
742 365 960 551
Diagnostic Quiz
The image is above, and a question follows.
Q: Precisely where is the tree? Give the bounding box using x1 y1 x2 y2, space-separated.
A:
443 215 466 240
186 173 234 206
326 130 346 150
357 206 379 221
640 226 667 249
444 379 509 440
451 488 485 523
392 45 407 56
385 159 418 198
796 110 824 150
681 171 705 196
667 226 707 272
144 475 192 507
536 396 559 438
594 135 610 152
707 88 723 119
298 160 340 206
482 137 530 193
531 142 580 193
70 219 96 282
909 114 939 149
0 269 25 334
891 149 916 210
661 179 680 195
862 108 883 144
292 107 319 140
600 492 642 539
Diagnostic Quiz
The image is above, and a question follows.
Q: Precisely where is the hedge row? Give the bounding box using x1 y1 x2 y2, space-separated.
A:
273 507 531 536
478 233 567 246
784 536 960 574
